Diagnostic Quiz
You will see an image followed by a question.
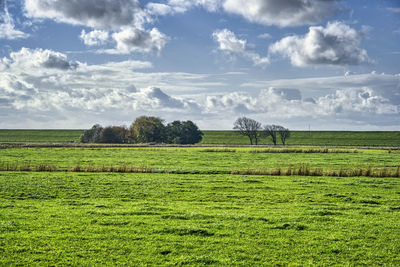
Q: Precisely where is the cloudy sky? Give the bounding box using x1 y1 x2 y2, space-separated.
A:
0 0 399 130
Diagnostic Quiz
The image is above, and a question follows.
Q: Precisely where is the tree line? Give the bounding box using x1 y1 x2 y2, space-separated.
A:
81 116 203 144
234 117 291 145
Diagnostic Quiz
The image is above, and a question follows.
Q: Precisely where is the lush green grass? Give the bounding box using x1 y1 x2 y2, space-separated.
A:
1 129 400 146
0 147 399 174
0 171 399 265
0 130 82 143
0 143 399 264
201 130 400 146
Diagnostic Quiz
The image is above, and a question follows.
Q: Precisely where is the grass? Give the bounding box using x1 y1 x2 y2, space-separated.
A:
0 129 82 143
0 131 399 265
0 171 399 265
1 129 400 146
1 146 399 175
201 130 400 146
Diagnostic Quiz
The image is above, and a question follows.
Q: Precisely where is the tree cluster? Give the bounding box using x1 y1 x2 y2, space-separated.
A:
80 116 203 144
233 117 291 145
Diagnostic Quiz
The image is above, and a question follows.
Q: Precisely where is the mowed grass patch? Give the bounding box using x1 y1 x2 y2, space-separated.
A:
0 172 399 265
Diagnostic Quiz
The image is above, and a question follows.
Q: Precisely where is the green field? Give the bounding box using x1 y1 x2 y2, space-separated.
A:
1 147 400 175
0 130 82 143
1 171 399 265
1 129 400 146
201 130 400 146
0 133 400 265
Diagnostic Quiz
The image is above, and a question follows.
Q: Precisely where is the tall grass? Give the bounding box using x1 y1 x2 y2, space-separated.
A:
230 164 400 178
0 162 399 178
199 148 358 153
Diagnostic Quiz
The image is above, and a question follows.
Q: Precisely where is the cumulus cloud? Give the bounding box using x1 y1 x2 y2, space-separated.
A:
2 47 78 71
24 0 170 54
137 87 186 109
269 21 370 66
147 0 222 15
0 0 29 39
146 3 175 16
0 48 399 130
147 0 340 27
223 0 340 27
80 29 109 46
24 0 150 30
212 29 269 66
109 27 169 54
204 85 399 127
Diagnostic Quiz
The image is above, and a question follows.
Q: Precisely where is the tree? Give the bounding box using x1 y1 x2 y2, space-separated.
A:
112 126 129 143
264 124 279 145
128 116 166 143
166 120 203 144
233 117 262 145
277 126 290 145
80 124 103 143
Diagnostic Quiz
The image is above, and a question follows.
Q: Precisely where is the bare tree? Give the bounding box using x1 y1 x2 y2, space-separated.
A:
264 124 279 145
233 117 262 145
277 126 290 145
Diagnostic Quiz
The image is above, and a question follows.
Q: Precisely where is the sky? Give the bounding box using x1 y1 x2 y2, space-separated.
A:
0 0 399 130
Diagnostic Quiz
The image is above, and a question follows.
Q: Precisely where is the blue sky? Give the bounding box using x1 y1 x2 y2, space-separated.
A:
0 0 399 130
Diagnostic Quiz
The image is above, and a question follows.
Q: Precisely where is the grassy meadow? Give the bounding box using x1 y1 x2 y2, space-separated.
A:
201 130 400 146
0 130 82 143
1 171 399 265
0 131 400 265
1 129 400 146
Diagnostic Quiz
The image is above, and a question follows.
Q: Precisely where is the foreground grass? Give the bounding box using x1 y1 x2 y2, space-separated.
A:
0 172 399 265
1 129 400 146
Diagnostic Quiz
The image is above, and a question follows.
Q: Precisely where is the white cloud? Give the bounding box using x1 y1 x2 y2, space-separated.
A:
146 3 175 16
258 33 272 39
269 21 370 66
80 29 109 46
387 8 400 13
106 27 169 54
147 0 222 15
223 0 340 27
212 29 269 66
0 48 399 130
24 0 150 30
23 0 171 54
0 0 29 39
2 47 78 71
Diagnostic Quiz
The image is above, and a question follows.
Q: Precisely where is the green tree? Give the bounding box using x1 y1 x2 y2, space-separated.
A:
80 124 103 143
129 116 166 143
166 120 203 144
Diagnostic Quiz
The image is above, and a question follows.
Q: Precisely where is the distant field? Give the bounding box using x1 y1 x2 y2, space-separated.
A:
0 130 82 143
201 130 400 146
0 129 399 146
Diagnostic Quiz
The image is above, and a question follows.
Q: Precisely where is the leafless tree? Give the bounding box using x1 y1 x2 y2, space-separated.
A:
264 124 279 145
264 125 291 145
277 126 290 145
233 117 262 145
